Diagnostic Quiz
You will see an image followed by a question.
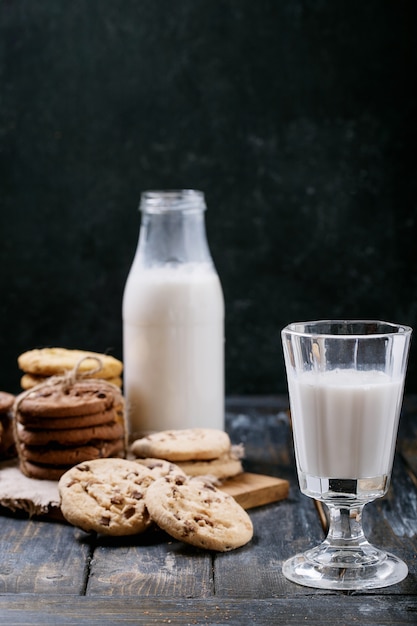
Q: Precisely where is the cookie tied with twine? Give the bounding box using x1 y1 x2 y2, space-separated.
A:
14 357 127 481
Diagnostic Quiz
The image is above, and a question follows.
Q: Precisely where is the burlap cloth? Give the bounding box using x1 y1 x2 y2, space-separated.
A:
0 458 61 519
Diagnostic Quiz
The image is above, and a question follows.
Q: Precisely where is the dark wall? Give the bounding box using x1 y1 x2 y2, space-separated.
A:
1 1 416 395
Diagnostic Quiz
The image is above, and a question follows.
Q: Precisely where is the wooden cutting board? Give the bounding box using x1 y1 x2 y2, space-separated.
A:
0 461 289 520
220 472 289 509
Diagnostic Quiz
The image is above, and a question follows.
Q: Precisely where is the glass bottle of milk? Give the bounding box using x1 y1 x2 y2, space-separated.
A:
122 190 224 438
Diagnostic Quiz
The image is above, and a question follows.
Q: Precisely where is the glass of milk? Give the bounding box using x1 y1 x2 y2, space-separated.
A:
281 320 412 590
122 190 224 438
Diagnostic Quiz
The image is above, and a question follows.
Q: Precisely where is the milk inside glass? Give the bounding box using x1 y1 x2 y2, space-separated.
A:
123 262 224 435
287 368 404 499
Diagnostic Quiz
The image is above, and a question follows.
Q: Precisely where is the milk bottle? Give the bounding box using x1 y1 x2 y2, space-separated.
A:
122 190 224 437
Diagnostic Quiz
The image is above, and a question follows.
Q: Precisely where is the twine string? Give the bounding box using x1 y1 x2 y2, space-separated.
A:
12 355 128 470
14 356 105 414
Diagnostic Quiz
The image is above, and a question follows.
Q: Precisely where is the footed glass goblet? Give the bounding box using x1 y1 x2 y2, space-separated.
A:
281 320 412 590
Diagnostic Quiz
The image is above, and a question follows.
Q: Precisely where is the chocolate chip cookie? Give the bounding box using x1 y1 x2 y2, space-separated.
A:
145 474 253 551
131 428 231 462
58 458 155 535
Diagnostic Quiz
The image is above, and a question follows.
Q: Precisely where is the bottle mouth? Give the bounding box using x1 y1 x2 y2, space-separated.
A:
139 190 206 213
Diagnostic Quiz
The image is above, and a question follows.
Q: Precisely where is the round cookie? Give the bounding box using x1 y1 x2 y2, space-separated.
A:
18 438 125 466
16 405 124 430
19 459 74 481
131 429 231 462
21 373 122 390
58 458 155 535
18 348 123 379
16 419 124 446
145 474 253 551
16 380 122 418
176 451 243 480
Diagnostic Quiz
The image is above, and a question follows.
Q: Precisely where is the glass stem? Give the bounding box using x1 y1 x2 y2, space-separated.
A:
325 503 367 547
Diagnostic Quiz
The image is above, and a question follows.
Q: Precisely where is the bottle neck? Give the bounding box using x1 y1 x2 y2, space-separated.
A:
135 190 213 268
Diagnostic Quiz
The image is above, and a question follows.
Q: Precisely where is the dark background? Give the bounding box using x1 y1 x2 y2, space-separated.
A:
1 1 416 396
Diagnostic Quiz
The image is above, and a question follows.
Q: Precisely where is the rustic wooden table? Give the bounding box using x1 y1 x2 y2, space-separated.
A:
0 396 416 625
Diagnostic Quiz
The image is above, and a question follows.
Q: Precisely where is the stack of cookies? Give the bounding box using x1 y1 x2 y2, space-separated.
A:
130 428 244 481
14 379 126 480
17 348 123 390
0 391 16 460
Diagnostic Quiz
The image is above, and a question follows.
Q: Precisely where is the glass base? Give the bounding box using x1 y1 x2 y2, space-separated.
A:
283 541 408 590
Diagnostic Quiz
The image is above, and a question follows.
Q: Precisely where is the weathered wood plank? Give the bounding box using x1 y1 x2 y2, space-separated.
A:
219 397 328 597
378 457 417 546
0 595 416 625
398 396 417 485
0 512 89 594
85 485 323 600
366 457 417 595
213 487 325 598
85 526 214 597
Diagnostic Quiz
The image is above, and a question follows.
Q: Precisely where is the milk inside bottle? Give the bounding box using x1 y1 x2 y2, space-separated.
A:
122 190 224 437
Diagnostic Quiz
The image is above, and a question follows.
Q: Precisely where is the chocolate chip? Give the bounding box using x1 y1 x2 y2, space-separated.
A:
100 515 111 527
123 507 136 519
182 520 195 536
194 514 213 527
171 487 180 499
